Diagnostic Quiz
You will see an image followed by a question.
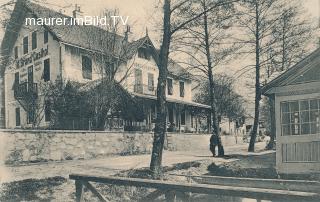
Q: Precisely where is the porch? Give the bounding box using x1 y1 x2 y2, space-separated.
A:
122 93 211 133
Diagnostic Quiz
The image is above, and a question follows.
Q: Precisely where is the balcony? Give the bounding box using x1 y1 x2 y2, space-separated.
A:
134 84 156 96
14 82 38 99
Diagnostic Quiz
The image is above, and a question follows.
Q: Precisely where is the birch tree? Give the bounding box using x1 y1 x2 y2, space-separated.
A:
235 0 282 152
267 0 314 73
263 0 314 149
173 0 238 156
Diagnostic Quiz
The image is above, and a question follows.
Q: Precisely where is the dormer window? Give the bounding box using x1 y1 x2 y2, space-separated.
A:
138 48 151 60
82 55 92 80
32 31 37 50
23 36 28 54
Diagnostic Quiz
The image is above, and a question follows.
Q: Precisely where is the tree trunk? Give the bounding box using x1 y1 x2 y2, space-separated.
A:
150 0 171 178
248 1 261 152
281 16 286 71
266 94 276 150
202 1 224 155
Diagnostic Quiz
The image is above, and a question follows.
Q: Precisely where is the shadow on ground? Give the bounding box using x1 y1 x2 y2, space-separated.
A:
207 152 320 181
0 176 69 201
207 152 278 178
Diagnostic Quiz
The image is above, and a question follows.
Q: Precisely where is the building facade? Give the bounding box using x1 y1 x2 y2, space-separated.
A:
0 1 210 132
262 48 320 174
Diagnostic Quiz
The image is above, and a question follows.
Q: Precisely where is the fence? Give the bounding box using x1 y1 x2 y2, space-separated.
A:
69 173 320 202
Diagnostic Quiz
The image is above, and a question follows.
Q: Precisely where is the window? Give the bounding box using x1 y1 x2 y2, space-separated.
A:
13 72 19 89
45 101 51 122
28 66 33 85
134 69 143 93
148 73 154 91
14 46 18 59
280 99 320 136
44 30 48 44
82 55 92 80
43 59 50 82
27 108 34 124
167 78 173 95
0 108 4 118
15 108 20 126
179 81 184 97
181 110 186 125
32 31 37 50
138 48 151 60
23 36 28 54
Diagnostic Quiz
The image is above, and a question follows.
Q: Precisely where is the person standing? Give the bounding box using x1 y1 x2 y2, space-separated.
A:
210 134 224 157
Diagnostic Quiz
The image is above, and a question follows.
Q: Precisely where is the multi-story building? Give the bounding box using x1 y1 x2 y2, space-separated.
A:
0 0 210 131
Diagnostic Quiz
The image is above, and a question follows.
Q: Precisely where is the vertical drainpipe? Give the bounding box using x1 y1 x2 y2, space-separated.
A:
59 42 63 82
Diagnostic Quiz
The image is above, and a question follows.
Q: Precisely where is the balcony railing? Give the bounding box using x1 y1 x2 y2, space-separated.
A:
14 82 38 99
134 84 156 96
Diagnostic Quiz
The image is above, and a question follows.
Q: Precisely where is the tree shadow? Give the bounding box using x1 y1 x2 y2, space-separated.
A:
206 152 278 179
0 176 66 201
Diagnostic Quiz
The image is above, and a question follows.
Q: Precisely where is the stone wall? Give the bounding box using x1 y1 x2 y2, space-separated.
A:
1 130 153 164
0 130 241 165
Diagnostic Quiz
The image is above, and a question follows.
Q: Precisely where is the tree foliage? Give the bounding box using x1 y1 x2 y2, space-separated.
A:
195 74 245 120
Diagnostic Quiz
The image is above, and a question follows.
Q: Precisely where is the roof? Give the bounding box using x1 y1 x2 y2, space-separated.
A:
261 47 320 95
168 59 193 80
25 1 128 56
132 92 211 109
0 0 193 79
0 0 27 76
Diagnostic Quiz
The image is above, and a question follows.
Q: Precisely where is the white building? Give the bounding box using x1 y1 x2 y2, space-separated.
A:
0 1 210 131
262 47 320 174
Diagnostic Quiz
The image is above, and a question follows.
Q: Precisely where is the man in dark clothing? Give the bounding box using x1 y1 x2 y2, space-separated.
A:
210 134 224 157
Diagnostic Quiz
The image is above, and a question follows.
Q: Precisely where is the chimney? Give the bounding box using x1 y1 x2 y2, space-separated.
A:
124 25 131 42
72 4 83 19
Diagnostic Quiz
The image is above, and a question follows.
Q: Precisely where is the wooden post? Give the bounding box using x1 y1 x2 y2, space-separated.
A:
75 180 84 202
165 190 176 202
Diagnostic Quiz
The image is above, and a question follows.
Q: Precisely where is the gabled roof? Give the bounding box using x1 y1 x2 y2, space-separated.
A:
261 47 320 95
0 0 193 79
26 1 127 55
0 0 27 76
168 59 193 80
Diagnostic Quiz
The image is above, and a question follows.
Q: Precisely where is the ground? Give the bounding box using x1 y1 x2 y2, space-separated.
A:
0 142 278 201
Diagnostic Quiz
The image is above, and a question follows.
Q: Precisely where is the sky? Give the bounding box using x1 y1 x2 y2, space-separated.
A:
0 0 319 114
0 0 317 41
